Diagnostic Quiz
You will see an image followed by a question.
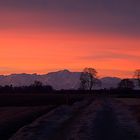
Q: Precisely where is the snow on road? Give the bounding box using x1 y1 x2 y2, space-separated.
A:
10 98 140 140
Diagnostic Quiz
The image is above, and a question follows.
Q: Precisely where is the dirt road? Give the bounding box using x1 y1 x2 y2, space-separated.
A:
10 98 140 140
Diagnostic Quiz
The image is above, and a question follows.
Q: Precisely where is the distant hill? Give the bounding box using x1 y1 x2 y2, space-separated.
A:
0 69 124 90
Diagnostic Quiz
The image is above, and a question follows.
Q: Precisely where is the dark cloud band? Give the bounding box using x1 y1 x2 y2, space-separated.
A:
0 0 139 36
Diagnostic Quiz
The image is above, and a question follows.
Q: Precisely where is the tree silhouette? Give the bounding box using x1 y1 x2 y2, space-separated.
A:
134 69 140 87
118 79 135 90
80 67 100 90
32 81 43 87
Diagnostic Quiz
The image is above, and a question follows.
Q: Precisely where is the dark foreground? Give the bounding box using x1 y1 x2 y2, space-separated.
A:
0 94 140 140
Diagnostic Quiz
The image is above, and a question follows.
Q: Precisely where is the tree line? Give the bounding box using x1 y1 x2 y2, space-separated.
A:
79 68 140 90
0 81 53 94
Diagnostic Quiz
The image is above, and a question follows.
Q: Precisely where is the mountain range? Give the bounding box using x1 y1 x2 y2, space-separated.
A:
0 70 123 90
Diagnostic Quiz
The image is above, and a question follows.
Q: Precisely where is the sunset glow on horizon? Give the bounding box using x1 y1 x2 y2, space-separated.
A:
0 0 139 78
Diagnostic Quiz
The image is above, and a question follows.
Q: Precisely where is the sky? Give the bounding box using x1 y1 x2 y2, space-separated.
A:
0 0 140 78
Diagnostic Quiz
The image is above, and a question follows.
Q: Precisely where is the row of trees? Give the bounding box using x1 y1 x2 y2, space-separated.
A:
0 81 53 94
79 68 140 90
118 69 140 90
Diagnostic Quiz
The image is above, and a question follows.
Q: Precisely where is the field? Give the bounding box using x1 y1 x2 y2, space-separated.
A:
118 98 140 124
0 93 140 140
0 106 56 140
0 93 86 106
0 93 86 139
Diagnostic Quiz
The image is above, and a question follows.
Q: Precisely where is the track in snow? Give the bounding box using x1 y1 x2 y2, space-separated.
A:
10 98 140 140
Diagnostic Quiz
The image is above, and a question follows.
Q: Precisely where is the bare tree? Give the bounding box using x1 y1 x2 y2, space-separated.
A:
134 69 140 87
80 67 100 90
118 79 135 90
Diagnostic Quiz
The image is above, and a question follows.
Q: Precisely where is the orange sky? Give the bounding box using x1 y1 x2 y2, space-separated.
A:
0 0 140 78
0 29 139 78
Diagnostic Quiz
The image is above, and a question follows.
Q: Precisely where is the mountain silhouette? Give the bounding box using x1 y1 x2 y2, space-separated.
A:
0 70 123 89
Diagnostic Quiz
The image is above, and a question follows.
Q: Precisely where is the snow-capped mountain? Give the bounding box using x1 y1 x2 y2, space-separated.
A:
0 70 123 89
101 77 121 89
